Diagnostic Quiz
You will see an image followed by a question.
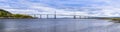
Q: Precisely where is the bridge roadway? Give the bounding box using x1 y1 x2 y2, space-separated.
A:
24 14 92 19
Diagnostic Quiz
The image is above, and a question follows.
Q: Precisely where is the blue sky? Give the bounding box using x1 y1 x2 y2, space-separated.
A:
0 0 120 17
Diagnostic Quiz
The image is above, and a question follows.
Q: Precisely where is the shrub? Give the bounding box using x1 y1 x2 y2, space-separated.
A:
12 14 33 18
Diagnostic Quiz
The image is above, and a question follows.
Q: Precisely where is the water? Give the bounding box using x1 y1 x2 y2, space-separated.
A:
0 19 120 32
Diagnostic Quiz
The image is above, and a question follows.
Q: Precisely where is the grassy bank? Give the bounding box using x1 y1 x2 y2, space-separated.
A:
0 9 34 19
105 18 120 23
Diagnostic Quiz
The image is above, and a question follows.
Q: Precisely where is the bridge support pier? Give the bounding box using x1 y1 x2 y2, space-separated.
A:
54 14 56 19
39 15 42 19
73 15 76 19
47 14 49 19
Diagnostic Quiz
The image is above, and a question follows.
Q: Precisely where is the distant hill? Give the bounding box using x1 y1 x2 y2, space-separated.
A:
0 9 12 17
0 9 33 19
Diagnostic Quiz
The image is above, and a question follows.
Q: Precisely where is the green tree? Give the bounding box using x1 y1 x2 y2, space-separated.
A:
0 9 12 17
12 14 33 18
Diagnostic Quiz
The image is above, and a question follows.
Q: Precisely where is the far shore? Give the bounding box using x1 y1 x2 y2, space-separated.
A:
0 17 38 19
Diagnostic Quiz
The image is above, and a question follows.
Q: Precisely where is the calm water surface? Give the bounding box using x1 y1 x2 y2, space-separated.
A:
0 19 120 32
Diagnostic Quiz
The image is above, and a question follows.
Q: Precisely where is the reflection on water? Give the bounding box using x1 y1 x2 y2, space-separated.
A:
0 20 5 32
0 19 119 32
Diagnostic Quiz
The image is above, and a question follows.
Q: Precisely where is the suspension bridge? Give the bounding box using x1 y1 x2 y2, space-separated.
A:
25 14 94 19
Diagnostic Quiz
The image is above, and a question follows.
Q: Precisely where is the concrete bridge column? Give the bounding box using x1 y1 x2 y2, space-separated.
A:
73 15 76 19
47 14 49 19
39 15 42 19
54 14 56 19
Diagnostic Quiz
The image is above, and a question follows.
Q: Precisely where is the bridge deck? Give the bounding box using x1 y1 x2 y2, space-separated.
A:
25 14 90 19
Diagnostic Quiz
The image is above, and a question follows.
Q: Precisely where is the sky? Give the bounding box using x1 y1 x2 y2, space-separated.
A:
0 0 120 17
